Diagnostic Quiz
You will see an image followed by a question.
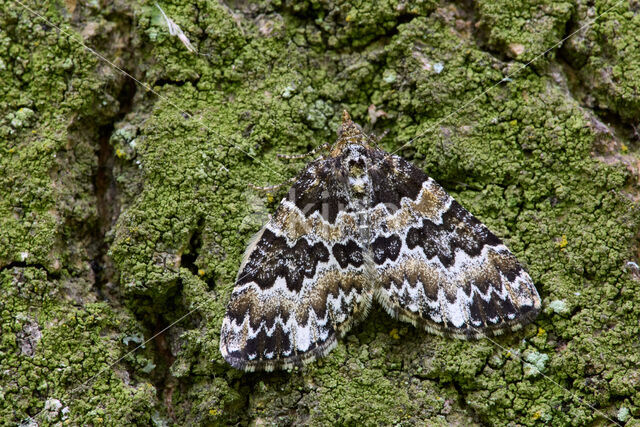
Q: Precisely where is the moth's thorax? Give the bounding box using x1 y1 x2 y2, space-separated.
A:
331 113 374 242
342 144 371 195
342 143 372 246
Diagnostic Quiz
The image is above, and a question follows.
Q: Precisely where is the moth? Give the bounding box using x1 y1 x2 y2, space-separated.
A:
220 111 541 371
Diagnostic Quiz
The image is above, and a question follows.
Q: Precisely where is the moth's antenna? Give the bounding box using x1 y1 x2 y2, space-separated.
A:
248 176 296 192
364 104 389 148
369 129 389 147
277 142 331 160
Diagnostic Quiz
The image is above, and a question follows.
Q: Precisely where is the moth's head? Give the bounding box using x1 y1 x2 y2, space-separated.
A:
331 110 370 156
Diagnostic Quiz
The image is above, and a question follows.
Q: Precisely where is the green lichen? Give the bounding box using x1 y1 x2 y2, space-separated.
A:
274 0 438 48
0 1 160 424
524 351 549 377
562 0 640 120
548 299 568 314
0 268 157 424
4 0 640 425
475 0 573 62
0 0 121 272
619 406 630 423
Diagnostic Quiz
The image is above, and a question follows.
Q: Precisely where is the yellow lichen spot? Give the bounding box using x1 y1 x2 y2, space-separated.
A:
350 164 364 177
115 148 126 158
509 119 518 127
557 234 568 249
621 143 628 153
389 328 400 340
198 269 205 276
537 327 546 336
532 411 541 420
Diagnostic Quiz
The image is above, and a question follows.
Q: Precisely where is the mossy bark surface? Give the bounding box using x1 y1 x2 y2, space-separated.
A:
2 0 640 425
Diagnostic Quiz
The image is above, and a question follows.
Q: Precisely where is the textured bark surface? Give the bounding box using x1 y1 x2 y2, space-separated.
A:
2 0 640 425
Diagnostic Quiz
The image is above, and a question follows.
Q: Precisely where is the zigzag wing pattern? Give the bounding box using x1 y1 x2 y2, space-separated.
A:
219 155 373 371
368 149 541 338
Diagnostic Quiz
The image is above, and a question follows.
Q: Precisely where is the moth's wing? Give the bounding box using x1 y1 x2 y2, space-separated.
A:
220 158 373 371
367 150 541 339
